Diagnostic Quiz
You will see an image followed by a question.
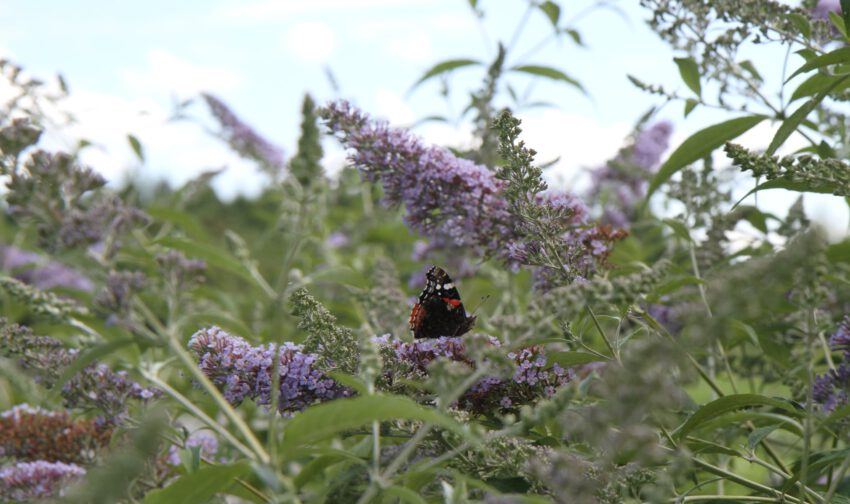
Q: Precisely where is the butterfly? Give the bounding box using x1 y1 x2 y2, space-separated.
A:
409 266 476 339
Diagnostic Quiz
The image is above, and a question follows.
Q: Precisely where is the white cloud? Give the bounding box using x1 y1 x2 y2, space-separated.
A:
282 21 337 63
215 0 428 23
386 29 433 63
120 49 241 97
518 109 632 190
38 88 267 201
374 88 415 125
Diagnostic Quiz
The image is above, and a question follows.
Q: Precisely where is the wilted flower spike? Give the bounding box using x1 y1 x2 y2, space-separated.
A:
0 404 112 464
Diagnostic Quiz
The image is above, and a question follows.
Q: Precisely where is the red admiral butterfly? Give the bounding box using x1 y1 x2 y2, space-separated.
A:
409 266 476 339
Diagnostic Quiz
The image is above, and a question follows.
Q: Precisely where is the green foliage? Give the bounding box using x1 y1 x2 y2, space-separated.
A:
4 0 850 502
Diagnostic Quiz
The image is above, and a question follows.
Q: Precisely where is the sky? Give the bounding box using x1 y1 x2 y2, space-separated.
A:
0 0 846 237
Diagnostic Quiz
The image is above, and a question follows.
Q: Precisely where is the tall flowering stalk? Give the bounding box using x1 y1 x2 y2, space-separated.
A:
0 321 160 423
188 326 351 414
588 121 673 228
0 461 86 502
814 316 850 412
0 405 112 464
202 93 286 178
377 334 575 414
321 101 623 286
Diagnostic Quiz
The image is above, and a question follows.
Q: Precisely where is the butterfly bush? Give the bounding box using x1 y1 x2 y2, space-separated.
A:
588 121 673 228
188 326 352 414
375 335 574 414
166 431 220 466
321 101 615 282
0 404 112 464
202 93 286 173
0 322 160 423
0 461 86 502
1 245 94 292
814 316 850 412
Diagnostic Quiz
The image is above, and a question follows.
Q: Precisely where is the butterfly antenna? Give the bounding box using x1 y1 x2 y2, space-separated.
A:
468 294 491 317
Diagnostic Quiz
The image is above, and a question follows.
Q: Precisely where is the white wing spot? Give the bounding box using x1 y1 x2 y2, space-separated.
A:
443 283 454 289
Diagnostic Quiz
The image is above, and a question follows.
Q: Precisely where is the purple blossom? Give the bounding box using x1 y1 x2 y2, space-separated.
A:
587 121 673 228
166 431 220 466
202 93 286 172
814 316 850 412
322 101 623 286
632 121 673 171
0 461 86 501
376 335 574 413
188 326 351 414
812 0 840 20
325 231 350 249
1 245 94 292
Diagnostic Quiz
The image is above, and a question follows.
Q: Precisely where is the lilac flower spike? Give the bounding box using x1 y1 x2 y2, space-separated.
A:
202 93 286 172
321 101 515 260
321 101 617 281
188 326 351 414
0 461 86 501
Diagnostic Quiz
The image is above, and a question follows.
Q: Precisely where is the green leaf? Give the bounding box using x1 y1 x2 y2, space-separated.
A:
565 29 583 46
828 239 850 264
748 424 782 451
674 394 802 440
509 65 586 94
538 1 560 28
734 178 838 208
651 276 704 298
843 0 850 34
790 72 850 102
661 218 692 242
411 59 481 90
143 461 251 504
281 395 477 452
767 88 832 156
546 351 606 368
739 60 763 82
684 99 698 117
145 206 209 240
647 115 766 197
127 134 144 162
771 75 850 156
787 13 812 40
674 57 701 97
829 11 849 39
384 486 429 504
155 236 256 286
787 46 850 82
327 371 369 396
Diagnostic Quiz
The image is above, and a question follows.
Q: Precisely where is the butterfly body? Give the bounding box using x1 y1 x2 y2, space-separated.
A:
409 266 476 339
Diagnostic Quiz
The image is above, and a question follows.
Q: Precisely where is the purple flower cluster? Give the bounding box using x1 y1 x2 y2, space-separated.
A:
376 335 574 414
1 245 94 292
0 323 159 423
202 93 286 173
322 100 514 260
812 0 840 20
814 317 850 412
0 461 86 501
166 431 220 466
321 101 624 285
588 121 673 228
188 326 351 414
